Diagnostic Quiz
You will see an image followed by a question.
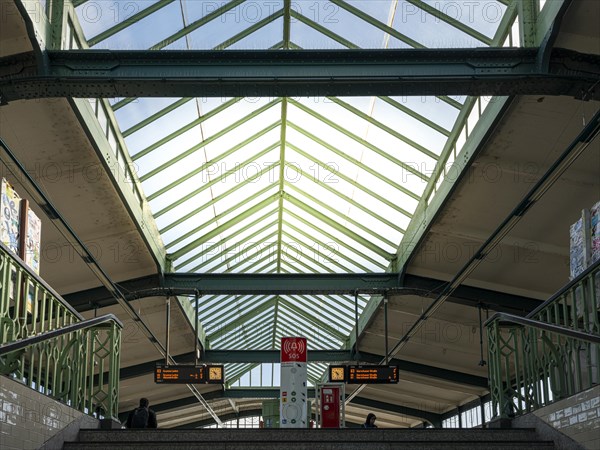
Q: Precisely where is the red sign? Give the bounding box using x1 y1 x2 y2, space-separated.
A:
281 337 307 363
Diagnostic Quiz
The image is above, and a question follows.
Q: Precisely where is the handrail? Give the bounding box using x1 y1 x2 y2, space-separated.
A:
0 239 83 321
526 258 600 319
486 312 600 344
0 313 123 356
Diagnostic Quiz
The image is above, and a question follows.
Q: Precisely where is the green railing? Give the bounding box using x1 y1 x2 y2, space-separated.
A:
0 242 122 419
487 260 600 419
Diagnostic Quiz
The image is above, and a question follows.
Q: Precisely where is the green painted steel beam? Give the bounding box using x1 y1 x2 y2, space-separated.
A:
4 48 599 101
214 9 285 50
377 96 451 138
162 272 400 295
166 181 278 255
139 100 280 180
404 0 493 45
66 273 540 316
282 161 404 236
518 0 539 47
169 193 280 260
289 10 358 49
204 295 270 336
133 96 241 162
275 100 288 274
181 210 278 272
190 221 279 273
277 297 346 340
292 294 355 327
288 99 429 183
207 298 276 341
219 244 278 275
284 182 396 249
122 98 193 138
205 295 273 334
175 209 277 273
278 248 336 276
158 147 279 231
157 145 279 221
149 0 246 50
285 138 413 219
87 0 176 46
329 0 425 49
112 7 280 111
280 230 356 273
281 216 376 273
327 96 441 160
201 294 268 328
283 195 392 265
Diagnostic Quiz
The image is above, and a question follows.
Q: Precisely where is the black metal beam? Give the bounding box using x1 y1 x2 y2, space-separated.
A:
402 274 542 315
163 272 400 295
349 396 442 427
63 274 160 312
1 48 599 102
170 408 263 429
116 349 487 388
64 272 540 315
118 389 224 421
202 350 355 364
359 352 488 388
150 388 441 427
223 388 316 399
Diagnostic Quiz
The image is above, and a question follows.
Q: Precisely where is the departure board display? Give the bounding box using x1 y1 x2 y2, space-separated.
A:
154 365 225 384
155 365 205 384
348 365 398 384
329 365 399 384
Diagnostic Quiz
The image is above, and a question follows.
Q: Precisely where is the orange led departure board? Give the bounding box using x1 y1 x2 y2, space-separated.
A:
329 365 399 384
155 365 205 384
348 365 398 384
154 365 225 384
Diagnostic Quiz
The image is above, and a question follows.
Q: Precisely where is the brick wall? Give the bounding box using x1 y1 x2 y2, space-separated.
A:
533 385 600 450
0 375 97 449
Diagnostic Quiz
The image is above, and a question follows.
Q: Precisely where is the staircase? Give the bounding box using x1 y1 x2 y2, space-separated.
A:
65 428 555 449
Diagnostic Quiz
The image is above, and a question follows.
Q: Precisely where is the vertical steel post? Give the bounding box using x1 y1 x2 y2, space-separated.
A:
195 290 200 364
384 294 389 365
354 291 359 358
165 297 170 366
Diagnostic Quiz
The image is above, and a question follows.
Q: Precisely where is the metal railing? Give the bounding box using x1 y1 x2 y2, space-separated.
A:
0 242 122 419
487 261 600 418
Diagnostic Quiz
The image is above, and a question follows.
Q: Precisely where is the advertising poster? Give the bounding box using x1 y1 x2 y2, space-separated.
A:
1 178 21 256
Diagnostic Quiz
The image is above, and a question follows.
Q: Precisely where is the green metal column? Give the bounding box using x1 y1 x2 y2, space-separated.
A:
518 0 539 47
49 0 66 49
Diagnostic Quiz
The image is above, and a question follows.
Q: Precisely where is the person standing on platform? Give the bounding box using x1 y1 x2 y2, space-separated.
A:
362 413 378 428
126 397 158 428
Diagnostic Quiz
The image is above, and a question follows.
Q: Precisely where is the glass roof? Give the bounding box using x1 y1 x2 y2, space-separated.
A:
72 0 516 385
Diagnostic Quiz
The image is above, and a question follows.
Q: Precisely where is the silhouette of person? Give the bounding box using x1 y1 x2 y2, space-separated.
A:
363 412 377 428
126 397 157 428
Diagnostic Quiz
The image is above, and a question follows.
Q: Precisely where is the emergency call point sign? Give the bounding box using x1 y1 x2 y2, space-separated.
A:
281 336 307 363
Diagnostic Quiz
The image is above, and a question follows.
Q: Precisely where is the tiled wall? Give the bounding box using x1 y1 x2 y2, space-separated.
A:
533 385 600 450
0 375 93 449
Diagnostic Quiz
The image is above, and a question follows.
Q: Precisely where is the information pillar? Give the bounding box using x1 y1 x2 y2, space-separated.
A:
280 337 307 428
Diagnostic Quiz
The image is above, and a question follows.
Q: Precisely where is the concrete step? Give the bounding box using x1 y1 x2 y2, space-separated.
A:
65 441 555 450
76 428 542 443
69 428 556 449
